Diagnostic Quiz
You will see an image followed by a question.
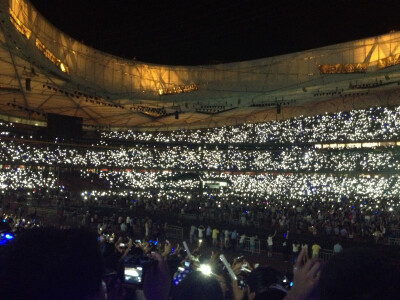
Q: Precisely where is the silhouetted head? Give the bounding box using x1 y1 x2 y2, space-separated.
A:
318 247 400 300
172 271 224 300
0 227 104 300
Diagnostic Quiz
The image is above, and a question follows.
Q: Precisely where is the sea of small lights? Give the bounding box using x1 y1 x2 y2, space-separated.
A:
0 106 400 216
79 170 400 214
99 106 400 145
0 167 58 190
1 141 400 173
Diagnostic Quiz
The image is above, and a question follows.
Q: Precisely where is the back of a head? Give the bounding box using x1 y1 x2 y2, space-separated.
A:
254 289 287 300
318 247 400 300
172 271 224 300
247 267 287 300
0 227 104 300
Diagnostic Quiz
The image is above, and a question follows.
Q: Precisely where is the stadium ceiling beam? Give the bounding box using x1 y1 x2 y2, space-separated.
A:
35 93 55 110
0 73 19 87
45 77 101 123
0 32 29 110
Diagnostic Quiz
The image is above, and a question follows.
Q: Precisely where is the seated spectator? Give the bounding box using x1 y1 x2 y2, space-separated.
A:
0 227 104 300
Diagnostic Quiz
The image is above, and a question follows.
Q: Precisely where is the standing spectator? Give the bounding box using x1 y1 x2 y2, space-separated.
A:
249 235 257 254
267 230 277 257
241 213 247 226
340 226 348 238
219 229 225 250
224 229 230 247
334 224 340 236
190 224 197 244
292 240 300 263
206 225 212 246
231 229 238 250
120 222 127 233
311 242 321 258
301 242 309 258
282 231 291 262
239 233 246 250
333 241 343 254
373 228 382 243
118 215 123 226
144 218 150 238
198 225 205 243
212 227 219 247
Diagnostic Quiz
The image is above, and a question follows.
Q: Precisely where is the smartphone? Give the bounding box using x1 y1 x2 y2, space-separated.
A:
120 243 125 247
235 255 245 263
124 265 143 284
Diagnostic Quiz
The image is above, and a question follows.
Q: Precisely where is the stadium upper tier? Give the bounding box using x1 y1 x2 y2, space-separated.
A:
2 0 400 130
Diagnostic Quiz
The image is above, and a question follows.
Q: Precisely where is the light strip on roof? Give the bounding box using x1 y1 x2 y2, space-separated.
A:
158 84 198 96
9 8 31 39
35 38 69 74
318 63 368 74
378 53 400 69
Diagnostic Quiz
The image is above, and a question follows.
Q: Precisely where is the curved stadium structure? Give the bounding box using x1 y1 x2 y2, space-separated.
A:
2 0 400 130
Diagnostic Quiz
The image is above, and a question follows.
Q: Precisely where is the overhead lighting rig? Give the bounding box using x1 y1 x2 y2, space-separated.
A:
195 105 237 115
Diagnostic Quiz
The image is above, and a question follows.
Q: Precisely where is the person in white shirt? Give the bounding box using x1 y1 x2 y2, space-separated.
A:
198 225 205 244
239 233 246 250
120 222 126 232
267 230 277 257
224 229 230 247
292 240 300 263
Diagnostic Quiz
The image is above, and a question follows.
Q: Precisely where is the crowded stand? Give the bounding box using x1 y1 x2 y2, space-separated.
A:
99 106 400 144
4 140 400 172
1 105 400 299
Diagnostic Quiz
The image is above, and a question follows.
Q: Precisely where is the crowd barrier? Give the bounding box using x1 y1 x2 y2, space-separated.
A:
318 249 334 261
236 237 262 254
167 225 184 241
388 237 400 246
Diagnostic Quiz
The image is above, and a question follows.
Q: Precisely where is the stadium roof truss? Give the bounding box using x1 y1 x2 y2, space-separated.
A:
2 0 400 131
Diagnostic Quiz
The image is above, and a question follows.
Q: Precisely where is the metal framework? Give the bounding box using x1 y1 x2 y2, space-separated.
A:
2 0 400 131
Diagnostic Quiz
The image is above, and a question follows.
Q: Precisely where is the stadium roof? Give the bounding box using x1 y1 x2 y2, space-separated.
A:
2 0 400 131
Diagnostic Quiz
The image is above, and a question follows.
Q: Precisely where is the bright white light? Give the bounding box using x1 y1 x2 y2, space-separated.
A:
199 264 212 276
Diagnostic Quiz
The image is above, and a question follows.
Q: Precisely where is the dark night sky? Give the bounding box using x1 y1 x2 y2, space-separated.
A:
29 0 400 65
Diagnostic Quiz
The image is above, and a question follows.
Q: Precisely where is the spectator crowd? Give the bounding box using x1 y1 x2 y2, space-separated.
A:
1 105 400 298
